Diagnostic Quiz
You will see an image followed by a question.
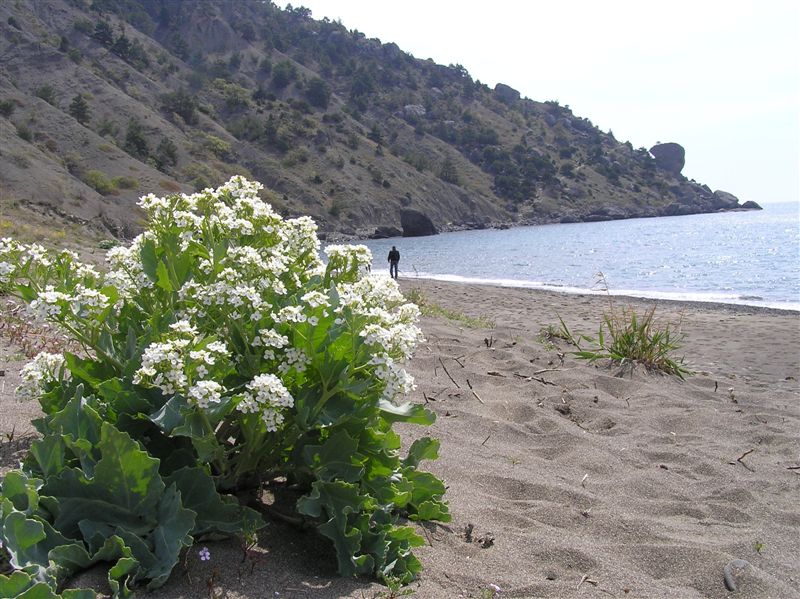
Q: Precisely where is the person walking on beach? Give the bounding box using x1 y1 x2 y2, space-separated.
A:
388 246 400 279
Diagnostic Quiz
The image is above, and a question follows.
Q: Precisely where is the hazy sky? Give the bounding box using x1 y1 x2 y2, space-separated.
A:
283 0 799 205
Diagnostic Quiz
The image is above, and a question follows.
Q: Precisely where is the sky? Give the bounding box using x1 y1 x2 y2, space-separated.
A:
282 0 799 205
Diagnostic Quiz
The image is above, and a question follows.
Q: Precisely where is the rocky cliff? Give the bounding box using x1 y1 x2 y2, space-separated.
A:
0 0 760 242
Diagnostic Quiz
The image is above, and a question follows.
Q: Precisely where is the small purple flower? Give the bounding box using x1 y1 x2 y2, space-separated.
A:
489 583 502 594
198 547 211 561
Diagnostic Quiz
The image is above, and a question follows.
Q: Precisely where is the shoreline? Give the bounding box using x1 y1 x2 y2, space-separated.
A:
398 273 800 316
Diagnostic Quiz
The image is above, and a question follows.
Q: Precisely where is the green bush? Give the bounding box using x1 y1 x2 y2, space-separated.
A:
111 175 139 189
16 123 32 141
83 170 115 194
35 84 59 106
0 99 15 117
0 177 448 597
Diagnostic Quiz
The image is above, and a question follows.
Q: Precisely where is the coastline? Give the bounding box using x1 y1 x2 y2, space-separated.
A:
1 278 799 597
403 273 800 315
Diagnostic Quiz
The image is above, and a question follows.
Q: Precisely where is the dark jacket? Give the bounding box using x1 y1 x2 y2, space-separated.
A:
388 249 400 262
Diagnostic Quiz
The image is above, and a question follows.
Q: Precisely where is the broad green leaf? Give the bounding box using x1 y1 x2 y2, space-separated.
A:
0 571 36 596
44 424 164 538
149 395 190 434
378 400 435 425
409 500 451 522
155 261 172 293
145 483 195 588
140 239 158 282
1 471 42 513
302 430 364 483
165 467 264 538
297 481 369 577
29 437 66 479
97 379 151 416
402 438 440 469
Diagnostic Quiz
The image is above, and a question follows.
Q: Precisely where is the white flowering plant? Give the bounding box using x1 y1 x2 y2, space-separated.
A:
0 177 449 598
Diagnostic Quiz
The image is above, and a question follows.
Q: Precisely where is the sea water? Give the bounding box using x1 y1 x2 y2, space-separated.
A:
360 202 800 311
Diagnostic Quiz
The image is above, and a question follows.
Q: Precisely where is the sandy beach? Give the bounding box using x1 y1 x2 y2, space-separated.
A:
2 279 799 598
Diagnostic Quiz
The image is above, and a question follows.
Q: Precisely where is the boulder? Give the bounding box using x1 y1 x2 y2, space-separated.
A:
711 190 740 210
740 200 763 210
400 209 438 237
493 83 520 105
649 142 685 174
662 202 696 216
402 104 426 118
370 225 402 239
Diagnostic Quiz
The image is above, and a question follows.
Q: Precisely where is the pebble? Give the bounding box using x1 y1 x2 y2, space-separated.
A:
723 558 751 592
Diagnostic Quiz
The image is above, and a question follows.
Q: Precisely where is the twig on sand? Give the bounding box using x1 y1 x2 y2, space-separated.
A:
481 434 491 446
577 574 598 589
734 449 755 472
438 357 461 388
531 367 565 375
787 465 800 470
466 378 485 403
512 372 557 386
454 355 465 368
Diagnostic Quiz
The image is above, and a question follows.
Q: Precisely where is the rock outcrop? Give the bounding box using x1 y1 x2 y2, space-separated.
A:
711 190 740 210
740 200 763 210
400 209 438 237
649 143 686 174
493 83 520 105
370 225 402 239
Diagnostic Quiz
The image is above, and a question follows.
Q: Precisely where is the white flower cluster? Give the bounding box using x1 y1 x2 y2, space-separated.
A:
0 237 21 284
237 373 294 431
133 320 230 399
324 244 373 280
16 352 70 401
333 275 423 401
69 284 111 317
29 286 70 319
104 234 154 297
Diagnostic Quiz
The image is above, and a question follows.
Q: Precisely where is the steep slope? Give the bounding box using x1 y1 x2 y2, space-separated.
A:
0 0 757 241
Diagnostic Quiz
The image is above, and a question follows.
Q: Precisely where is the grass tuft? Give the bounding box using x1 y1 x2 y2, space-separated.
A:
407 287 494 329
554 274 692 379
558 306 691 379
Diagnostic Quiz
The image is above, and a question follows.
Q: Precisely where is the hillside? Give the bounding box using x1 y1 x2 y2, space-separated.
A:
0 0 760 242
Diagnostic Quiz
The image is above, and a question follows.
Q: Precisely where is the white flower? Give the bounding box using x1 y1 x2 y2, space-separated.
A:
16 352 70 401
187 380 224 408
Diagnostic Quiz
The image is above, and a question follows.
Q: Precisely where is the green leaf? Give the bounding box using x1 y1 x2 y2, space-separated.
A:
1 471 42 513
165 467 264 539
29 437 66 479
409 500 450 522
97 379 152 415
378 400 435 425
145 483 195 588
148 395 189 434
402 437 439 469
155 261 172 293
302 430 364 483
0 571 37 597
43 423 164 538
140 239 158 282
297 480 369 577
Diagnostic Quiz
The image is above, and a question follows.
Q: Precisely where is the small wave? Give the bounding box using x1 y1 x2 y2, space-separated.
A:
404 272 800 311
